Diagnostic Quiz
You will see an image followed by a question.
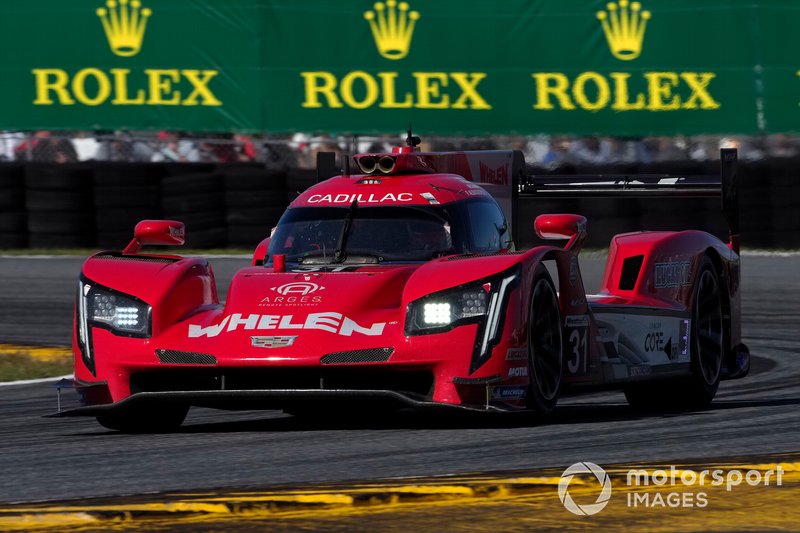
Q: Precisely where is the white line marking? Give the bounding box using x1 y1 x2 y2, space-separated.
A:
0 374 72 387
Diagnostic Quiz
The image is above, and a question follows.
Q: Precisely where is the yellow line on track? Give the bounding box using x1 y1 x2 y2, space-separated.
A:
0 344 71 363
0 457 798 531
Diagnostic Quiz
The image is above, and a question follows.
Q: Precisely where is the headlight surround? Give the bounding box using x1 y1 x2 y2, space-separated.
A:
407 284 490 334
79 279 152 338
405 267 519 336
76 278 151 376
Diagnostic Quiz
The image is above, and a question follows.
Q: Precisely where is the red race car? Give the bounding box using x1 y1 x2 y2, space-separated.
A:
53 137 749 432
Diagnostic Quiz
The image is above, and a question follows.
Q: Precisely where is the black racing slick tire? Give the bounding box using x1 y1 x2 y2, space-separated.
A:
624 255 725 411
96 405 189 433
684 255 725 406
526 265 563 416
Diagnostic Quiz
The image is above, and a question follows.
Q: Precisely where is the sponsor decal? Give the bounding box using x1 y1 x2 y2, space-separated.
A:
420 192 439 204
33 1 221 108
306 192 413 204
272 282 324 296
251 335 297 348
189 312 385 338
508 366 528 378
569 256 578 286
491 385 527 400
259 282 325 307
566 315 590 328
654 260 691 288
478 162 509 185
505 348 528 361
629 365 652 377
643 331 666 353
259 295 323 307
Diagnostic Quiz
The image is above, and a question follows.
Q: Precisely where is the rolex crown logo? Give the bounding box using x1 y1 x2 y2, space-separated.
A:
364 0 420 60
596 0 651 61
96 0 152 57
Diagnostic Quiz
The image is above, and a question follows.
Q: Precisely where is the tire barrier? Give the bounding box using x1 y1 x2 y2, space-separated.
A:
0 159 798 249
0 164 26 248
24 164 94 248
224 166 286 247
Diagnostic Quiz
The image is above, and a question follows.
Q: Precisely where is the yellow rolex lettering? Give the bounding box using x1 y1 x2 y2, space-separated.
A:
572 72 610 111
681 72 720 109
645 72 681 110
450 73 491 110
414 72 449 109
110 69 145 105
72 68 111 106
377 72 413 108
340 71 379 109
145 69 181 105
610 72 646 110
532 73 575 110
301 72 343 108
182 70 221 106
32 69 75 105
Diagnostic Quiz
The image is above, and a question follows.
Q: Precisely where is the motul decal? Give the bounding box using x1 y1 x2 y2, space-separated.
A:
307 192 413 204
188 312 385 338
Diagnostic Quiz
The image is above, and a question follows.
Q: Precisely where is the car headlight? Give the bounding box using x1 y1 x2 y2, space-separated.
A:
407 286 491 333
406 268 519 336
79 279 151 337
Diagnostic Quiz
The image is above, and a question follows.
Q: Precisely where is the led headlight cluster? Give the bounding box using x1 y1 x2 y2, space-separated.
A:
78 280 151 338
406 270 516 335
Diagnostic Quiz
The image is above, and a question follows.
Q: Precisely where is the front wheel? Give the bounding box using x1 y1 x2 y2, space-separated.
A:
96 404 189 433
526 265 563 416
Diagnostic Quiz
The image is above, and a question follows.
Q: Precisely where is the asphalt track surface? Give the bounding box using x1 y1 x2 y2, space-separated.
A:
0 254 798 505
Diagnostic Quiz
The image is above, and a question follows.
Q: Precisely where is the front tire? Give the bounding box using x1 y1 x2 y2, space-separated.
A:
96 404 189 433
526 265 563 416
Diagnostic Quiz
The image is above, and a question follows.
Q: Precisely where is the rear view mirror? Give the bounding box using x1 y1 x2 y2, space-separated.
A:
123 220 185 254
534 214 587 251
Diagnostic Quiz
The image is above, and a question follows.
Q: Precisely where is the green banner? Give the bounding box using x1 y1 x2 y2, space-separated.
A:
0 0 797 135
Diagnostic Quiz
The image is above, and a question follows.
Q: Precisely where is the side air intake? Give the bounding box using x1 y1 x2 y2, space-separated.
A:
320 348 394 365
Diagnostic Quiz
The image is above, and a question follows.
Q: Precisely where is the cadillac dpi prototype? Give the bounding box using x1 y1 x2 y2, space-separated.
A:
53 138 749 431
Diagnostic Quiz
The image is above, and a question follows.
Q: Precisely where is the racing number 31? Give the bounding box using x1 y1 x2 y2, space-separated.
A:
565 315 590 374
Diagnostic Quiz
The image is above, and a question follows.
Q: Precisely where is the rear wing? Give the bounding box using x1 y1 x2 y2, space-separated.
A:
520 149 740 252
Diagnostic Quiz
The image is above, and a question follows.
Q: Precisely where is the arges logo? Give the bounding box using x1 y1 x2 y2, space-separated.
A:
559 462 613 516
271 282 325 296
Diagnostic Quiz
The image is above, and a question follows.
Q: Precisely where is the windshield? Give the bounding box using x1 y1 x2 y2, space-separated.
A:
267 206 463 264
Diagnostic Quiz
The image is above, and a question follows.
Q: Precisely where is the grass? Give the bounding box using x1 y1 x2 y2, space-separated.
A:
0 354 72 382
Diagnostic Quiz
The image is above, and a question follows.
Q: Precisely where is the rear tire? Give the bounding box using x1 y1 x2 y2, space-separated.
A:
624 255 724 411
685 256 724 406
96 405 189 433
526 265 563 416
